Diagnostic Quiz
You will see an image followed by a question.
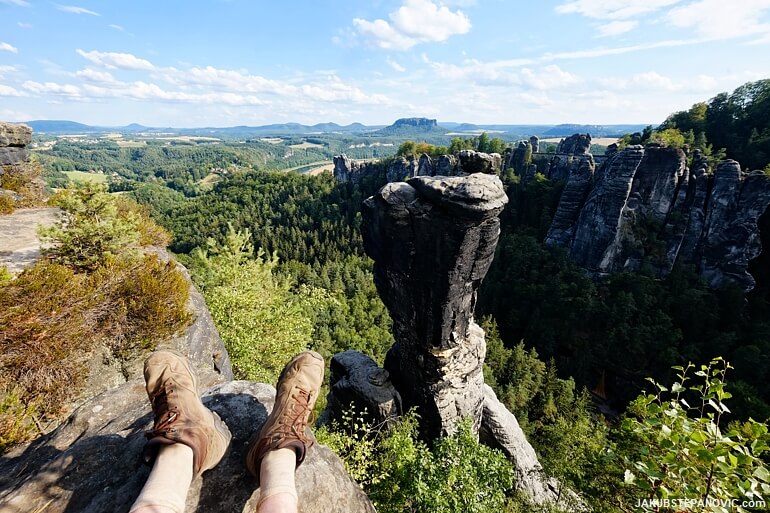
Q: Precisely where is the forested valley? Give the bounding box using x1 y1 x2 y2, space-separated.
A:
15 79 770 512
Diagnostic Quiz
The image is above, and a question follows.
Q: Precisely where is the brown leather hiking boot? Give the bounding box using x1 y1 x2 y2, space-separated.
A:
245 350 324 478
142 350 232 477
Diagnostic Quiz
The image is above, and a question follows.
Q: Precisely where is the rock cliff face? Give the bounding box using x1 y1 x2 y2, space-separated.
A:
546 145 770 291
0 122 44 208
332 150 501 185
557 133 592 155
360 173 508 438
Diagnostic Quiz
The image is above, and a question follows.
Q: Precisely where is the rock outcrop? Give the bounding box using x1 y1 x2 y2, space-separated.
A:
546 145 770 291
0 380 375 513
361 173 507 438
333 150 502 185
557 133 592 155
0 122 44 210
0 207 60 274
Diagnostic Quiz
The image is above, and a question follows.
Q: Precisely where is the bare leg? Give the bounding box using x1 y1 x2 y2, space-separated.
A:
131 444 194 513
257 448 298 513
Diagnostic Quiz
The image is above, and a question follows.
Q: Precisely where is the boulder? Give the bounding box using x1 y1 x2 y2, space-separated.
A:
0 122 32 147
320 350 402 427
361 174 507 438
457 150 501 175
0 380 375 513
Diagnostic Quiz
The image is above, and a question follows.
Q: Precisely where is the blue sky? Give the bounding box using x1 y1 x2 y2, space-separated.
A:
1 0 769 127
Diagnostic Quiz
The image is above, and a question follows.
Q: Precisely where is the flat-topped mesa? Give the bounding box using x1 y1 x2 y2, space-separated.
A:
361 173 507 438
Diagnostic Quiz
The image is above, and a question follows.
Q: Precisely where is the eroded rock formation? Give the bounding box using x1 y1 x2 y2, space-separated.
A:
557 133 592 155
546 145 770 291
361 173 507 438
333 150 501 185
0 122 44 208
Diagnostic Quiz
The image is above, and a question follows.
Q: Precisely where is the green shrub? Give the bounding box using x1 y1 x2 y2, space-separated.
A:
318 411 515 513
40 182 140 271
0 194 14 214
190 224 318 383
621 358 770 512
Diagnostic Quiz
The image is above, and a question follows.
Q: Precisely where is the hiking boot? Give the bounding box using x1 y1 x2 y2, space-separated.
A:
245 350 324 478
142 350 232 477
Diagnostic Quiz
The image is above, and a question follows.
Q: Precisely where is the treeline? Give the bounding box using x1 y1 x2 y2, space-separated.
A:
660 79 770 170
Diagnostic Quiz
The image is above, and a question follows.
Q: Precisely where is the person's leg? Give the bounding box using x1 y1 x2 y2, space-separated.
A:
131 444 193 513
131 350 232 513
245 351 325 513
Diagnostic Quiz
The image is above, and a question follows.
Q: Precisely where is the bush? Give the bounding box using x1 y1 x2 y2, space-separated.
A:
40 182 140 271
620 358 770 512
0 256 190 451
0 194 14 214
318 411 515 513
190 224 317 383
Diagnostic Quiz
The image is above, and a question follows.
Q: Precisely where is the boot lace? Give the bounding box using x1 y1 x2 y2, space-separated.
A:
147 383 180 436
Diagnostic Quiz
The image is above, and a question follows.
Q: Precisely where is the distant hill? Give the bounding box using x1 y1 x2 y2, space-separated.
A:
22 119 652 138
25 120 101 133
374 118 449 136
542 124 649 137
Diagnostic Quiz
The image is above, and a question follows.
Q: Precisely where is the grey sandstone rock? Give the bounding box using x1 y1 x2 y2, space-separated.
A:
417 153 432 176
0 147 28 166
361 174 507 438
458 149 501 175
545 155 595 247
557 133 592 155
0 122 32 147
568 146 644 273
386 155 417 182
332 154 381 184
529 136 540 153
0 380 375 513
480 385 579 509
700 167 770 291
321 350 402 427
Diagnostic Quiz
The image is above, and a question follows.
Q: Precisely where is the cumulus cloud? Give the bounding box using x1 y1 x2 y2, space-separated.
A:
0 84 25 96
353 0 471 50
75 68 118 84
666 0 770 40
57 4 100 16
22 80 81 97
555 0 682 20
76 49 155 70
0 42 18 53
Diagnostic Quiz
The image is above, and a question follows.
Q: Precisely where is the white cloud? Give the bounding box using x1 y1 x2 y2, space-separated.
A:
109 24 125 31
521 65 579 90
75 68 117 84
353 0 471 50
22 80 81 97
57 4 100 16
0 84 26 97
0 42 18 53
386 57 406 72
555 0 682 20
597 20 638 37
0 65 17 78
17 22 32 28
666 0 770 40
76 49 155 70
0 0 30 6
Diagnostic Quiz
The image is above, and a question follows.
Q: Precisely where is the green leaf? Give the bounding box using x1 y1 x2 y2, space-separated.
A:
754 466 770 483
